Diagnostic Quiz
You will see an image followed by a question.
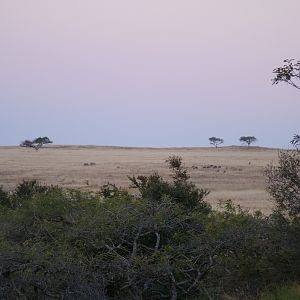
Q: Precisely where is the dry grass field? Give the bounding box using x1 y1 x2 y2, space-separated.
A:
0 145 280 213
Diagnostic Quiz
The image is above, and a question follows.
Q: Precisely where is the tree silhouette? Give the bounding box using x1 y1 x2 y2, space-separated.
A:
272 59 300 90
208 137 224 148
239 136 257 147
273 59 299 146
20 137 53 150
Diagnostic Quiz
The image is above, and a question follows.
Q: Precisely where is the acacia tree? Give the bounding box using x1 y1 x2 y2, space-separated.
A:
272 59 300 90
268 61 300 217
20 137 53 150
273 59 300 146
239 136 257 147
208 137 224 148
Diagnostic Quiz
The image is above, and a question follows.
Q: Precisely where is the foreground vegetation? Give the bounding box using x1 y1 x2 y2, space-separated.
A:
0 153 299 299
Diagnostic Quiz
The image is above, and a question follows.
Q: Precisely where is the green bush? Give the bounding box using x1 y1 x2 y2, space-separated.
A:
266 150 300 218
0 157 300 299
129 155 210 212
0 186 10 208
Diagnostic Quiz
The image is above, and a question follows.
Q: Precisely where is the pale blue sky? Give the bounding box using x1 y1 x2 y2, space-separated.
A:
1 0 300 147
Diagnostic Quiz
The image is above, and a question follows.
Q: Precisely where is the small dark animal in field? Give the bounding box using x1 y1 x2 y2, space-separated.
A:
203 164 222 169
83 162 96 166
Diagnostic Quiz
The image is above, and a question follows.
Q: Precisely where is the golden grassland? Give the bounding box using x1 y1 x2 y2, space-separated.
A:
0 145 281 213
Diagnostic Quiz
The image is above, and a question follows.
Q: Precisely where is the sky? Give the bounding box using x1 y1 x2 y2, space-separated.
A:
1 0 300 148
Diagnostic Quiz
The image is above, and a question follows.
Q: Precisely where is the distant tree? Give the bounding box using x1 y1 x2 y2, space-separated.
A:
20 140 34 148
239 136 257 147
20 136 53 150
272 59 300 90
208 137 224 148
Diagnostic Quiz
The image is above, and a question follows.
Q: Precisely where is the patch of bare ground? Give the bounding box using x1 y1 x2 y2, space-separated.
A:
0 146 280 213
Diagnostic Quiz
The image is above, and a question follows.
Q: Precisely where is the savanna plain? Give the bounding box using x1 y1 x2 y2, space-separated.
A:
0 145 279 213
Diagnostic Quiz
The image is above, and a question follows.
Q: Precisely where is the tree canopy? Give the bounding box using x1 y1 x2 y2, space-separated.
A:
208 137 224 148
20 136 53 150
239 136 257 147
272 59 300 90
273 59 299 146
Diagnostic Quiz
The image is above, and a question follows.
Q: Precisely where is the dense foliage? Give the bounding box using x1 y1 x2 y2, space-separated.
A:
266 150 300 218
0 155 300 299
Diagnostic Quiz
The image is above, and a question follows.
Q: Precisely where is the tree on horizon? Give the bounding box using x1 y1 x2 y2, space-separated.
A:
239 136 257 147
20 137 53 151
208 137 224 148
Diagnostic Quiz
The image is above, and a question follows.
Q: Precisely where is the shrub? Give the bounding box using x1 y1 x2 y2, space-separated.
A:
0 157 300 299
14 180 50 199
265 150 300 218
129 155 210 212
0 186 10 208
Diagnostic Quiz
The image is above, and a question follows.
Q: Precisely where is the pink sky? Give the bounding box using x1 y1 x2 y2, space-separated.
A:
1 0 300 147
